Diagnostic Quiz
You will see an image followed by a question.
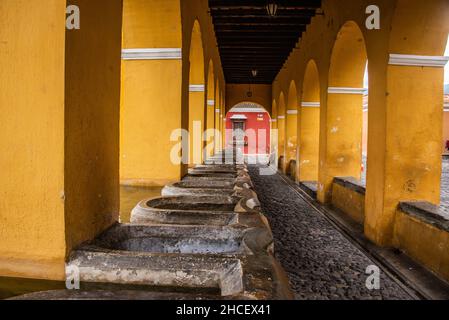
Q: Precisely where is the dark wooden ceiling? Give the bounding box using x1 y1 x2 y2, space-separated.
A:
209 0 322 84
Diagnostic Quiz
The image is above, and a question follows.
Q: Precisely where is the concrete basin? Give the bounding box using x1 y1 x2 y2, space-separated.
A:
92 224 250 255
162 181 235 197
131 196 238 226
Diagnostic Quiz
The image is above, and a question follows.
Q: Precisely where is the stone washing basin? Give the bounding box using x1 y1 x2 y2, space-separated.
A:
65 249 293 299
162 181 235 197
131 196 238 226
188 167 238 174
68 250 245 296
184 172 237 179
91 224 250 255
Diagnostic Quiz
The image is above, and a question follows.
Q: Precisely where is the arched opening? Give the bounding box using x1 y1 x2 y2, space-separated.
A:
277 92 286 170
286 81 298 178
205 60 215 159
188 20 205 165
299 60 321 186
319 21 368 203
225 102 271 164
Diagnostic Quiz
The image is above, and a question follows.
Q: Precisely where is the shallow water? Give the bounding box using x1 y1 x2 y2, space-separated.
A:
119 185 163 223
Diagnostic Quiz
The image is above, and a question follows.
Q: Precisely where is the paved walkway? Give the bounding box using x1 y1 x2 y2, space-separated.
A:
248 165 412 300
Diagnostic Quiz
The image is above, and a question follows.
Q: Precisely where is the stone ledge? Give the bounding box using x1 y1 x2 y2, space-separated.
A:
299 181 318 199
398 201 449 233
333 177 366 195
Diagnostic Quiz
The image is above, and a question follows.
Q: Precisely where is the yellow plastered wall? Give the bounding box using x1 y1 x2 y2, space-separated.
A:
285 81 298 173
320 21 366 203
65 0 122 252
394 210 449 281
331 184 365 225
181 0 226 165
298 60 320 182
121 0 183 186
273 0 449 248
205 61 215 157
0 0 67 280
277 93 286 169
0 0 122 280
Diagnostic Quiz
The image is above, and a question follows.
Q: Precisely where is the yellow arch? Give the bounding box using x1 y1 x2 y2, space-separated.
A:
285 81 298 175
319 21 367 203
188 20 205 165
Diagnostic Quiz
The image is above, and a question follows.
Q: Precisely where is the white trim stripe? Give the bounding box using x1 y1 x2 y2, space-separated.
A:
389 54 449 68
287 110 298 115
229 107 267 113
328 87 367 95
122 48 182 60
215 109 221 113
189 84 205 92
207 100 215 106
277 115 285 120
271 119 277 123
301 102 320 108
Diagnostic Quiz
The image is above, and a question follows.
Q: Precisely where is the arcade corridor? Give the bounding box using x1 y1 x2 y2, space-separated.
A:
1 0 449 301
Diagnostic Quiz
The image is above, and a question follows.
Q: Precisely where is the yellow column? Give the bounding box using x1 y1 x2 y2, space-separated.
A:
299 103 320 182
189 86 205 165
285 110 298 174
0 0 122 280
121 0 183 185
318 88 364 203
277 115 286 170
365 55 446 246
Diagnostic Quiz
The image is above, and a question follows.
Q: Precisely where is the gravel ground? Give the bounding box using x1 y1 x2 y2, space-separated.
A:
248 165 413 300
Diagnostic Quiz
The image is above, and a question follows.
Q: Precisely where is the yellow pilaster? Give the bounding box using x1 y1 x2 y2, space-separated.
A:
121 0 183 186
365 65 444 246
0 0 122 280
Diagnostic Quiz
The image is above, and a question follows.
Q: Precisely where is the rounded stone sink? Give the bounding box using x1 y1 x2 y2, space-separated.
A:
131 196 238 226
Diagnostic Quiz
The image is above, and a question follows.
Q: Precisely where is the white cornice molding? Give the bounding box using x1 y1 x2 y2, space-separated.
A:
122 48 182 60
301 102 320 108
189 84 205 92
389 54 449 68
207 100 215 106
328 87 367 95
229 107 266 113
287 110 298 115
277 115 285 120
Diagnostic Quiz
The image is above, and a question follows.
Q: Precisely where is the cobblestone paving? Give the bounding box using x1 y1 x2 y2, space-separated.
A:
441 159 449 213
248 165 413 300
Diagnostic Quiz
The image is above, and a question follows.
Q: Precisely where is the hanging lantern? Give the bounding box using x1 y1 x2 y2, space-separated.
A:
266 1 278 17
251 69 258 77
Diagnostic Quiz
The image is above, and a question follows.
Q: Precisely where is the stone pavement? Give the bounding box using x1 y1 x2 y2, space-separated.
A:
248 165 412 300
